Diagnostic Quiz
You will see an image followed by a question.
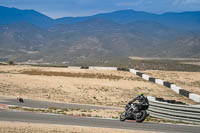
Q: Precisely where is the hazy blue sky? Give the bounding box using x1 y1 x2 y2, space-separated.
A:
0 0 200 18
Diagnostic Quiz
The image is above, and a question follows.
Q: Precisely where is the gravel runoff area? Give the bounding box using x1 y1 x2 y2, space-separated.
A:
0 65 196 106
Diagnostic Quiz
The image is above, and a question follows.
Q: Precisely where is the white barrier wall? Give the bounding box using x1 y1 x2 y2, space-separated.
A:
155 79 164 85
189 93 200 103
130 69 138 75
147 96 156 101
142 74 150 80
170 84 180 94
89 66 117 71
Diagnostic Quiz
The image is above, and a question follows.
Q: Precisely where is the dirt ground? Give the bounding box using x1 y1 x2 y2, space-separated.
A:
144 70 200 95
0 65 196 106
0 121 153 133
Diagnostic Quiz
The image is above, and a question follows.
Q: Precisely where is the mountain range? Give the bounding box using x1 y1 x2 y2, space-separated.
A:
0 6 200 64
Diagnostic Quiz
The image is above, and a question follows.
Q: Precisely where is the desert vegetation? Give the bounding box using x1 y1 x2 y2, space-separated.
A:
8 60 14 65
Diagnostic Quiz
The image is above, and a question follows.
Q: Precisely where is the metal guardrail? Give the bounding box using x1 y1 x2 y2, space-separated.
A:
148 96 200 124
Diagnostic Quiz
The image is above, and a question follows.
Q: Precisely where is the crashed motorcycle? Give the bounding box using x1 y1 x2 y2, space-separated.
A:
120 102 149 123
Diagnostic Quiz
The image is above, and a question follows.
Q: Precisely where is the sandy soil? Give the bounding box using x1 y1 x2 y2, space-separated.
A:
0 65 196 105
144 70 200 95
59 109 121 119
0 121 153 133
0 104 8 109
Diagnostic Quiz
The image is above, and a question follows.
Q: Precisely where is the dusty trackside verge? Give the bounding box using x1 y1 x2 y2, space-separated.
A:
0 65 197 105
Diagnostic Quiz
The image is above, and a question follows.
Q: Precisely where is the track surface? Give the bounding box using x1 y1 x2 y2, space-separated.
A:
0 109 200 133
1 96 200 133
0 96 120 110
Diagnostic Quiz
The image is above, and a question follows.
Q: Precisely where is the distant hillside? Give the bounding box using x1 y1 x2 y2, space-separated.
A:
0 6 200 64
0 6 53 28
55 10 200 32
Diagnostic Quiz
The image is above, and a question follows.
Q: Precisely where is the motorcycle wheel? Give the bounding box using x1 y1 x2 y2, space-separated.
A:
120 111 126 121
136 110 147 123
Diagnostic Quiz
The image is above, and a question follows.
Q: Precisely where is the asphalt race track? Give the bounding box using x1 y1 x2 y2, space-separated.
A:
0 109 200 133
0 96 120 110
1 96 200 133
